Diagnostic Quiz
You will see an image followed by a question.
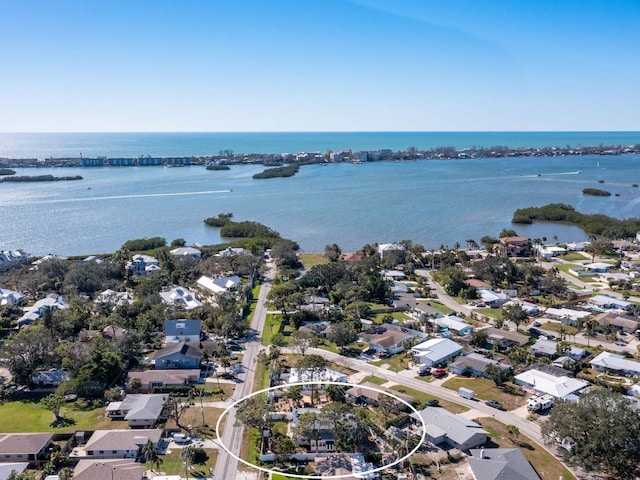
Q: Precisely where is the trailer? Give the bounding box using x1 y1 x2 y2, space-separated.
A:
458 387 474 400
527 394 555 412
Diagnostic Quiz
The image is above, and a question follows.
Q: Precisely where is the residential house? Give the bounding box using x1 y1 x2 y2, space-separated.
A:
0 288 25 306
290 409 357 453
477 288 506 308
382 269 406 281
106 394 167 428
497 236 532 257
583 262 614 273
484 328 528 351
94 289 133 309
287 367 348 384
411 338 463 367
0 250 29 272
153 342 202 369
595 312 640 333
126 255 160 277
531 338 586 361
17 293 67 328
0 433 53 462
514 368 588 399
78 255 103 264
504 299 541 316
74 429 164 459
0 463 29 480
410 407 488 451
169 246 202 260
160 287 203 310
537 245 567 258
126 369 201 393
377 243 405 259
588 295 633 312
590 351 640 377
164 319 202 343
216 247 250 257
344 382 412 407
30 369 70 388
361 325 418 355
435 315 475 336
449 353 510 377
544 307 591 327
102 325 127 340
196 275 241 295
72 459 145 480
467 448 541 480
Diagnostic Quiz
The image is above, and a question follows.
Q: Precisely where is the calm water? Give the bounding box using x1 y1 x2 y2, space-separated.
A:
2 143 640 256
1 131 640 158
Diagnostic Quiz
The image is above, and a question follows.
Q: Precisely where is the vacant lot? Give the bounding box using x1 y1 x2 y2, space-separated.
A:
0 400 113 433
442 377 527 410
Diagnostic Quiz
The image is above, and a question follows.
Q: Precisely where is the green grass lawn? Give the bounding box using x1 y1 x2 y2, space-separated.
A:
441 377 526 410
0 400 114 433
298 253 328 269
156 447 218 477
422 300 453 315
360 375 386 385
475 307 501 319
388 385 468 414
478 417 575 480
372 311 409 324
559 252 589 261
261 313 290 346
540 321 578 336
371 354 412 372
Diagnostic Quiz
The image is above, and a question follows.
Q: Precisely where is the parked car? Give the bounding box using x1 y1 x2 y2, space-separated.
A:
432 368 447 378
532 321 541 327
418 365 431 376
425 399 439 407
485 399 504 410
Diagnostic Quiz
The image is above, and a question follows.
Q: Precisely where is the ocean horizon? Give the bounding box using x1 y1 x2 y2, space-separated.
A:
1 131 639 159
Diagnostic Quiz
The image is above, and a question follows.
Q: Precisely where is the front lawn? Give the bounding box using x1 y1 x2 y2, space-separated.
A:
441 377 526 410
370 354 412 372
298 253 328 269
156 446 218 477
0 400 114 433
539 321 578 336
478 417 575 480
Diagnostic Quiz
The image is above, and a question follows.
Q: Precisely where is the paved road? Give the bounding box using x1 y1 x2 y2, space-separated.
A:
214 262 273 480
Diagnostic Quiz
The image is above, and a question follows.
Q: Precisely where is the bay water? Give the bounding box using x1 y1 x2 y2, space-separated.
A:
2 134 640 257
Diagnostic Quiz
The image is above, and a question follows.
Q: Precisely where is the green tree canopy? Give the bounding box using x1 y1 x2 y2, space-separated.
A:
542 390 640 479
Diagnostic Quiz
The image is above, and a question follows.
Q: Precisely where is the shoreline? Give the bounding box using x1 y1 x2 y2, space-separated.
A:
1 142 639 167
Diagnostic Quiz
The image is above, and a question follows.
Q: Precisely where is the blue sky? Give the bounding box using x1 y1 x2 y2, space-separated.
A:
1 0 638 132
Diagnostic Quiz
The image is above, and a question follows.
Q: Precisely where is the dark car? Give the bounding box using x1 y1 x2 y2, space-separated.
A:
425 399 439 407
485 399 504 410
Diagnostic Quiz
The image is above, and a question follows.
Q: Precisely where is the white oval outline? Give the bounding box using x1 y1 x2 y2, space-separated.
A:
215 380 428 479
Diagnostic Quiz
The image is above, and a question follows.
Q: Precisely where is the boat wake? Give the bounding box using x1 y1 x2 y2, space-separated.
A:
41 189 232 203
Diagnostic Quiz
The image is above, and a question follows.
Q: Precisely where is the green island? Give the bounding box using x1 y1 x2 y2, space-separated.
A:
0 168 16 176
512 203 640 238
205 164 230 170
252 162 300 179
0 174 82 183
582 188 611 196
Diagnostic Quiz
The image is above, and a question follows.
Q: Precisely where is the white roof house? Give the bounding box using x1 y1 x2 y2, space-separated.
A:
0 288 25 306
590 352 640 377
411 338 463 367
377 243 405 259
287 367 348 384
170 246 202 259
126 254 160 277
94 289 133 308
197 275 241 295
588 295 633 311
435 315 475 336
544 307 591 325
584 262 614 273
514 369 588 399
17 293 67 328
160 287 202 310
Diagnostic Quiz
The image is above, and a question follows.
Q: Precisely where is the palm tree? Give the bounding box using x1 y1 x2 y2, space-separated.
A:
141 440 161 470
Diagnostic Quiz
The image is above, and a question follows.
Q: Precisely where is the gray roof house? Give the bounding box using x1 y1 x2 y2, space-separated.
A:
153 342 202 369
531 338 586 361
0 462 29 480
0 288 25 306
411 338 463 367
467 448 541 480
72 459 145 480
449 353 510 377
17 293 67 328
170 246 202 260
160 287 203 311
106 394 167 428
410 407 487 451
74 429 164 459
0 433 53 462
164 319 202 343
